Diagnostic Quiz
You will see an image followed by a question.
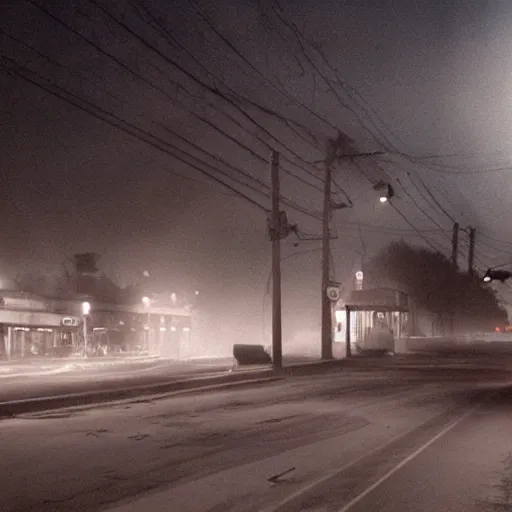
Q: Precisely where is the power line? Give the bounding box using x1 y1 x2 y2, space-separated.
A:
479 232 512 247
25 0 327 196
84 0 327 179
389 203 447 255
185 0 331 151
4 52 325 222
6 10 326 221
410 172 458 224
393 177 452 243
3 55 271 212
344 222 446 234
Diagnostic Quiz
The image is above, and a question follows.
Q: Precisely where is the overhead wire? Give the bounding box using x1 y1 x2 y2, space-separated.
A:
84 0 328 179
394 177 452 244
18 0 502 256
185 0 331 152
2 55 273 212
479 232 512 247
266 0 397 151
410 172 458 224
25 0 327 196
11 2 326 220
8 56 325 222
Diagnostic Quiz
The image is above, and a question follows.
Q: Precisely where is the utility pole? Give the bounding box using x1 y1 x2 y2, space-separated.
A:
451 222 459 269
468 227 476 278
320 133 367 360
448 222 459 338
270 151 282 370
321 139 336 361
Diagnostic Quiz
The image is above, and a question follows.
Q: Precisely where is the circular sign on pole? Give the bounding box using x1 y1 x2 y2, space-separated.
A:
326 286 340 301
355 271 364 281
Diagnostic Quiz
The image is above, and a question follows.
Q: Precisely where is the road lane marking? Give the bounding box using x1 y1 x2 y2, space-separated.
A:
336 390 499 512
265 387 500 512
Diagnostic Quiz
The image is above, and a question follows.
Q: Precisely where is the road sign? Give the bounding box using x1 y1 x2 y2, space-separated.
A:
326 286 340 301
62 317 79 327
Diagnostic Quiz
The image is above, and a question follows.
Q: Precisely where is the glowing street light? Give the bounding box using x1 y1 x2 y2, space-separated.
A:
141 296 151 307
82 301 91 357
483 269 512 283
373 181 395 203
82 301 91 316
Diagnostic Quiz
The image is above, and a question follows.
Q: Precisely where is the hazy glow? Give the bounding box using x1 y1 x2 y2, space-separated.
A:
142 296 151 307
335 310 345 323
82 301 91 315
379 196 388 203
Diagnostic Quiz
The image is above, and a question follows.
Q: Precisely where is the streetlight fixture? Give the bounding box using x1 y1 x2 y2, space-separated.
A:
142 296 151 353
373 181 395 203
483 269 512 283
82 301 91 358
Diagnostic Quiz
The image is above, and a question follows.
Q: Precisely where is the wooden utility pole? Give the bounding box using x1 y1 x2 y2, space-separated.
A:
468 227 476 278
451 222 459 269
448 222 459 338
321 142 335 360
270 151 282 370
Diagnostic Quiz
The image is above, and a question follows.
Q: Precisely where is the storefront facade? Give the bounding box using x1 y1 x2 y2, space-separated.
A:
0 291 192 359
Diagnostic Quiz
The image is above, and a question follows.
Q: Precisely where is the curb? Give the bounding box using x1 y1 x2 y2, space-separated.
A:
0 369 276 419
0 359 351 418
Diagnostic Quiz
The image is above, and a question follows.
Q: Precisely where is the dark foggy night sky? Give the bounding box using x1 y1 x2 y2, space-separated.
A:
2 0 512 346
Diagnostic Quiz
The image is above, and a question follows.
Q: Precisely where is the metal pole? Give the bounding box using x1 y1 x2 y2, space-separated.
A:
449 222 459 337
451 222 459 269
83 315 88 358
147 310 151 354
468 227 476 278
345 305 351 358
271 150 282 370
321 156 334 360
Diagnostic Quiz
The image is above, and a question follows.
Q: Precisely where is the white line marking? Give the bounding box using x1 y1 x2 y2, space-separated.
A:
262 428 421 512
336 394 495 512
265 389 497 512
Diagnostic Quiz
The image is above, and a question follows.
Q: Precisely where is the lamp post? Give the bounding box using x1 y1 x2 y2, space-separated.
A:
82 301 91 358
373 181 395 203
142 296 151 353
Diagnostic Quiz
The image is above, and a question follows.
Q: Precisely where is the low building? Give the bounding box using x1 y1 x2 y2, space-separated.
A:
0 290 192 359
334 287 410 354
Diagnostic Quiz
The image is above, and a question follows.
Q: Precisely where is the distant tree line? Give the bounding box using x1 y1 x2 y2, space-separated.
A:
364 240 508 333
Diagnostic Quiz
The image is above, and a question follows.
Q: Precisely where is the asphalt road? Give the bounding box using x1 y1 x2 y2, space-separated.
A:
1 358 511 512
0 358 235 403
273 383 512 512
0 355 327 403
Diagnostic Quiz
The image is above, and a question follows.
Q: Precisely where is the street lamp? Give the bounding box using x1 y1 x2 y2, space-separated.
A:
373 181 395 203
142 296 151 353
483 269 512 283
82 301 91 358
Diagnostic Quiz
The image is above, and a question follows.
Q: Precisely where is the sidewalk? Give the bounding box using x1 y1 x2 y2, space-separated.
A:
0 355 163 378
